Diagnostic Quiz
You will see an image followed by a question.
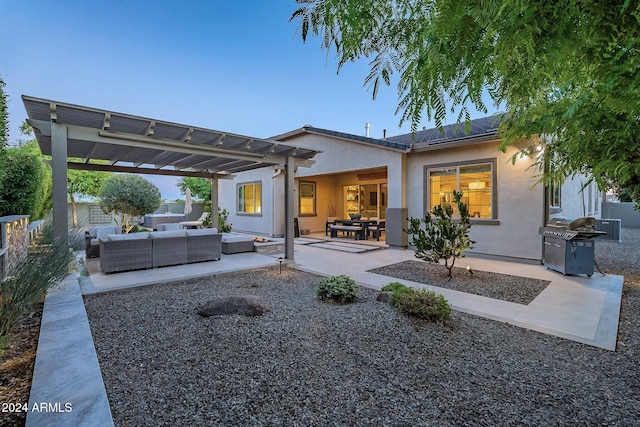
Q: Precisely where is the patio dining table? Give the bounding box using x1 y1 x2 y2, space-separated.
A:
333 218 379 240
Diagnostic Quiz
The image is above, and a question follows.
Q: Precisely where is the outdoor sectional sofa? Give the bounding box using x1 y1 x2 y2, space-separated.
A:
85 225 122 258
99 228 222 274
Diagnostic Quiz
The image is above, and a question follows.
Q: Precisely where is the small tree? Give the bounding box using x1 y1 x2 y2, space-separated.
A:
99 174 161 233
177 177 211 201
405 190 475 280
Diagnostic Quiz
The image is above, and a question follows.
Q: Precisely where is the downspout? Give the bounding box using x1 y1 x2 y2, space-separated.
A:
581 180 586 217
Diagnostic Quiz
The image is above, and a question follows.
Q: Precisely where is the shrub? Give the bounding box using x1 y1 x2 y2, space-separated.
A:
405 190 475 279
0 77 8 150
315 275 359 304
0 222 80 350
0 143 49 219
200 207 232 232
390 287 452 322
382 282 452 322
381 282 411 294
217 207 232 232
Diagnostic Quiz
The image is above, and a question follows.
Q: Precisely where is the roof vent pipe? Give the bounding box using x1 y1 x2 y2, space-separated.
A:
383 129 387 140
365 122 370 138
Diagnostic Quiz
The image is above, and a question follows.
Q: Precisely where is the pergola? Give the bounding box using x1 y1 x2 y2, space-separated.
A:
22 95 319 260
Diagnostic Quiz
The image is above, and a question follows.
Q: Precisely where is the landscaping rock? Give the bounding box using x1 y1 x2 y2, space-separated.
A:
197 295 271 317
376 291 392 303
84 228 640 427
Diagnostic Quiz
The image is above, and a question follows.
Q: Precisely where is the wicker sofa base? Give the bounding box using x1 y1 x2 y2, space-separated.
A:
99 229 221 274
221 234 255 254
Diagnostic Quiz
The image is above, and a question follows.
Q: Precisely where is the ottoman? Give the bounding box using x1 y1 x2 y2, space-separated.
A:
221 234 255 254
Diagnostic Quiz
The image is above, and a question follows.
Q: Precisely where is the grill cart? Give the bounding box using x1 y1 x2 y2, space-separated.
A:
538 217 606 277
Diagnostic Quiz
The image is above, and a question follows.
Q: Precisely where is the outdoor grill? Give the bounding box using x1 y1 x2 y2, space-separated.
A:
538 217 606 277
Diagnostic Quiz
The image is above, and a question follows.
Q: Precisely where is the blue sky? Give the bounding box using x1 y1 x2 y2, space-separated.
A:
1 1 496 200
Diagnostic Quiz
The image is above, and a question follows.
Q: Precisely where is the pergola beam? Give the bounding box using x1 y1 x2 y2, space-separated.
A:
66 162 216 178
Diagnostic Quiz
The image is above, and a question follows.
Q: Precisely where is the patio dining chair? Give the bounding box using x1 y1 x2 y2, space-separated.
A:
367 219 385 241
179 212 208 229
325 217 339 235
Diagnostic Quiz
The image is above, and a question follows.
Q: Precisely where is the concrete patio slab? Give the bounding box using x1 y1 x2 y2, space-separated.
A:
82 252 282 294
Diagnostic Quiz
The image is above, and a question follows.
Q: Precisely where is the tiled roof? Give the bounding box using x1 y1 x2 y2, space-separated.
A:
387 115 503 147
276 115 504 152
301 126 410 150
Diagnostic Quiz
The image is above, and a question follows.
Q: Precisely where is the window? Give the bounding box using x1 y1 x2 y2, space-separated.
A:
585 182 600 216
549 182 561 209
237 181 261 214
299 182 316 215
427 161 495 219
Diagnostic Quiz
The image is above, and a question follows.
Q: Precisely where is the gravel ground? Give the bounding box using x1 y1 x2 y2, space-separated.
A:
368 261 550 304
85 228 640 426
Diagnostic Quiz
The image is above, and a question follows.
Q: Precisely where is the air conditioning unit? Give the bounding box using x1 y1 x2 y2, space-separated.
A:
596 219 622 242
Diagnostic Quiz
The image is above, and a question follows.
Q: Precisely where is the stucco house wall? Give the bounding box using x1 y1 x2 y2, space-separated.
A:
220 131 406 237
407 139 545 262
555 178 602 220
278 130 407 237
216 118 598 263
296 173 339 233
285 132 403 177
218 168 275 236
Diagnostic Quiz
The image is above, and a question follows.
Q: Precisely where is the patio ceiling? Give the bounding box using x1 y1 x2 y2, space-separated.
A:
22 95 319 178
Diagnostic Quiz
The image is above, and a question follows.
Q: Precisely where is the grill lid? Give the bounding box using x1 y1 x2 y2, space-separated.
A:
547 216 596 231
540 217 606 240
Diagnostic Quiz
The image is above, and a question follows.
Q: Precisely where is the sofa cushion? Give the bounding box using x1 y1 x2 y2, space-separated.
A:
157 223 182 231
106 232 150 241
185 228 218 237
93 225 120 240
221 233 254 243
149 230 187 239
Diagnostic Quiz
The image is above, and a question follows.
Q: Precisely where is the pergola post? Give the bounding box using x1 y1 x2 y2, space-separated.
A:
51 123 69 246
284 156 295 260
210 175 219 230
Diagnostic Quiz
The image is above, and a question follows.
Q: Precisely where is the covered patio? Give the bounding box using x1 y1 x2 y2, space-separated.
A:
22 95 319 260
